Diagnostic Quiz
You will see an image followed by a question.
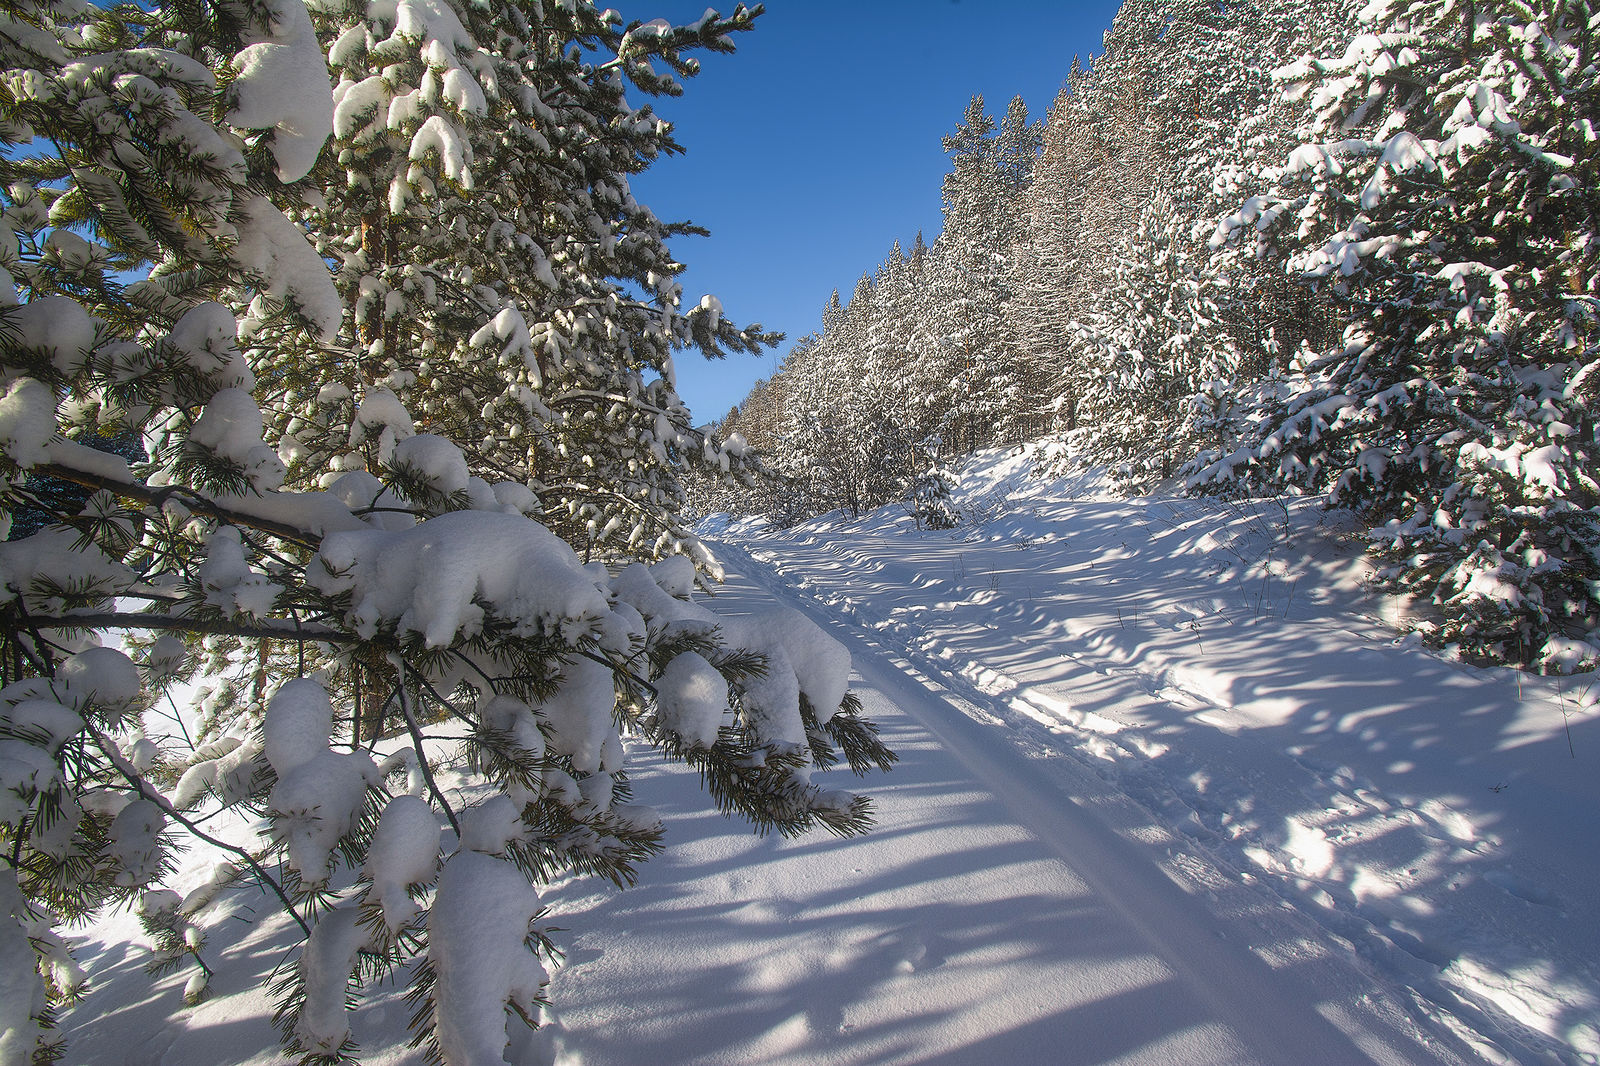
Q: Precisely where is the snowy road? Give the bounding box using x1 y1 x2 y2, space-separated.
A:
543 549 1476 1066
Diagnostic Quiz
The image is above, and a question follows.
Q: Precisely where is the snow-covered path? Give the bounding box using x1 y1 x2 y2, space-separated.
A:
56 456 1592 1065
542 551 1472 1066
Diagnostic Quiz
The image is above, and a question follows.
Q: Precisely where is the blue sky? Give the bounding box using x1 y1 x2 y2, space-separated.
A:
628 0 1125 424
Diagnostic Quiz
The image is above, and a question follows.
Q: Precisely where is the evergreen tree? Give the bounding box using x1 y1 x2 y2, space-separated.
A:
1020 0 1350 463
1009 81 1083 434
0 3 893 1064
259 0 778 570
938 95 1036 452
1201 0 1600 668
1074 192 1224 485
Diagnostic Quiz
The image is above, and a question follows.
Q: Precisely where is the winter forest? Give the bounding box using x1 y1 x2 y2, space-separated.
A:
1 0 1597 1064
706 0 1599 673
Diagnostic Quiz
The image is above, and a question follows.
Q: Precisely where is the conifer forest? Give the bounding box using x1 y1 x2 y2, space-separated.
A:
0 0 1596 1064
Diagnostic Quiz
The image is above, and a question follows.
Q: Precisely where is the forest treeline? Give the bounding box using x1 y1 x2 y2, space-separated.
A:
702 0 1600 671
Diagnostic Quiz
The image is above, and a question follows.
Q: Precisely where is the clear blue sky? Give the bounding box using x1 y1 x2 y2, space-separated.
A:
628 0 1125 425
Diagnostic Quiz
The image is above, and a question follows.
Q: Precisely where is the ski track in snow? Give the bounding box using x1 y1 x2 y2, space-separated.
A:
702 452 1599 1066
545 558 1469 1066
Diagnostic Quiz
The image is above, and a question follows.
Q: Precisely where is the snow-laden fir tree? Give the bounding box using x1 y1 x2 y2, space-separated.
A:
1201 0 1600 669
0 2 893 1064
1008 80 1084 435
1022 0 1353 480
775 298 877 517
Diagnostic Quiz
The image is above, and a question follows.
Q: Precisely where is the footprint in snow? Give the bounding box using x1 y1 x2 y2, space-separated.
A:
874 926 948 975
1482 869 1562 910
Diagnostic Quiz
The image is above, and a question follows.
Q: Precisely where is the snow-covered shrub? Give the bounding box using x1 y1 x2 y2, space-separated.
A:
0 2 893 1064
910 464 961 530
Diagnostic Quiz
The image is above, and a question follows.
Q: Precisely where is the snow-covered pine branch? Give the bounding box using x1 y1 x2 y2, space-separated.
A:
0 2 892 1063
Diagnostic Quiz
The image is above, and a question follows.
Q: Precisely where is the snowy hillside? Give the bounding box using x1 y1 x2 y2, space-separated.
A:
57 448 1598 1065
706 449 1600 1065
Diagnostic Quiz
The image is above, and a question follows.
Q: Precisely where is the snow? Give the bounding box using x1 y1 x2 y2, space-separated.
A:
471 306 547 379
365 795 441 934
351 387 416 463
188 387 266 462
196 526 281 619
168 736 249 809
43 438 133 483
533 654 616 774
611 559 851 738
647 553 696 598
491 480 541 516
477 694 547 800
296 906 369 1053
391 433 471 496
409 114 473 186
46 449 1600 1065
226 0 334 182
263 677 336 772
264 680 380 883
693 448 1600 1064
57 645 142 720
106 799 167 887
143 634 189 678
0 683 75 821
1380 130 1439 173
653 650 728 748
333 73 391 140
0 526 133 612
232 195 342 342
329 469 415 529
188 387 287 491
309 510 612 647
457 795 525 855
429 850 548 1066
6 295 96 373
754 607 850 724
164 302 254 391
0 377 56 467
0 873 48 1063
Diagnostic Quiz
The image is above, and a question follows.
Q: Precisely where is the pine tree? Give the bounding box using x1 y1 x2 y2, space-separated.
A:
1009 81 1082 434
1074 192 1224 485
1201 0 1600 668
0 3 894 1064
257 0 779 571
937 95 1036 452
1021 0 1351 465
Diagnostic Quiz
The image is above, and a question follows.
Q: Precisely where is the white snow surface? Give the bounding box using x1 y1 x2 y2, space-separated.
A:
429 850 547 1066
295 906 370 1054
265 679 381 883
390 433 471 497
0 377 56 467
532 653 616 776
232 195 342 341
56 645 142 719
52 449 1600 1065
188 387 287 491
653 650 728 749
